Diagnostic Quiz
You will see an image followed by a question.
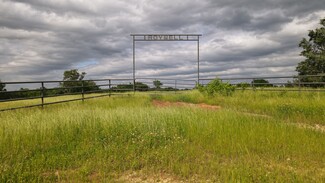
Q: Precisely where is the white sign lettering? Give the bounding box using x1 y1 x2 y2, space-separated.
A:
144 35 189 41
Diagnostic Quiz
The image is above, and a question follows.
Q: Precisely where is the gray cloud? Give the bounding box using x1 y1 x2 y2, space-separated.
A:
0 0 324 86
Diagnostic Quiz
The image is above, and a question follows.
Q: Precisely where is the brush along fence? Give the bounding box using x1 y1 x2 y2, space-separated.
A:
0 75 324 112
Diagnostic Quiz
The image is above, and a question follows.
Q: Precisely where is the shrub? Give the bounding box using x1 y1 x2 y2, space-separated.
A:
252 79 273 87
198 78 235 96
236 82 250 90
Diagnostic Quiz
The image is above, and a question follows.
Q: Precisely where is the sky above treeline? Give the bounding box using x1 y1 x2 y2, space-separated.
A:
0 0 325 82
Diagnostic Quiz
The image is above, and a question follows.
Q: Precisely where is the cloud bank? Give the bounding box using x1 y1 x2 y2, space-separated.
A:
0 0 324 82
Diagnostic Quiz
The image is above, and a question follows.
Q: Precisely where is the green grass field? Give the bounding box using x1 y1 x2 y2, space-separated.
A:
0 91 324 182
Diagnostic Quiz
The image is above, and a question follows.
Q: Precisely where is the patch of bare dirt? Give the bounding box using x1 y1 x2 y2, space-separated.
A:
88 171 101 182
42 169 102 182
291 123 325 133
152 100 221 110
118 171 181 183
117 170 207 183
240 112 273 118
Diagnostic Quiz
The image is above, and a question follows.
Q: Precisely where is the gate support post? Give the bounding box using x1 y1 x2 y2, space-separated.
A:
109 79 111 97
81 81 84 102
41 82 44 108
132 35 136 93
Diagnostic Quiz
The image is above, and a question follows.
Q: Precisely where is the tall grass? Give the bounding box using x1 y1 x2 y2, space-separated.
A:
157 90 325 125
0 92 324 182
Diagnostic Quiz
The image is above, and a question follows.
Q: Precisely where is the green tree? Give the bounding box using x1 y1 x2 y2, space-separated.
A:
61 69 98 93
296 18 325 84
19 88 40 98
135 82 149 91
286 80 295 88
115 83 133 90
153 80 163 89
0 80 5 91
63 69 86 81
236 82 250 90
115 82 149 91
252 79 273 87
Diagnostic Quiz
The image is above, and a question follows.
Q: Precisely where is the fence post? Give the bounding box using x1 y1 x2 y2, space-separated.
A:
133 79 136 94
41 82 44 108
108 79 111 97
81 81 84 102
174 79 177 93
298 76 301 93
154 78 157 94
252 79 256 92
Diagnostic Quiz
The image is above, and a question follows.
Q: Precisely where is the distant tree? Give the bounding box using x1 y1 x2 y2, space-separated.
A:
60 69 98 93
296 18 325 84
83 81 99 92
252 79 273 87
18 88 40 97
114 82 149 91
135 82 149 91
286 80 295 88
115 83 133 90
63 69 86 81
0 80 7 99
163 87 176 91
0 80 5 91
153 80 163 89
236 82 250 90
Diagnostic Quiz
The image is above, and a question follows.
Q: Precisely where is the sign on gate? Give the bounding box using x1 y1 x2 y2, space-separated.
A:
131 34 201 41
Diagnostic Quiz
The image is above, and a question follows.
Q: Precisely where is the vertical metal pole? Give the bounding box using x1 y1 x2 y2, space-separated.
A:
175 80 177 93
41 82 44 108
252 79 256 92
298 76 301 93
154 78 156 93
133 36 136 93
197 36 200 85
108 79 111 97
81 81 84 102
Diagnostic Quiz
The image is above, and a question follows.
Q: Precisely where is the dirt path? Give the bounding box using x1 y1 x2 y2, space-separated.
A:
152 100 221 110
290 123 325 133
152 100 325 133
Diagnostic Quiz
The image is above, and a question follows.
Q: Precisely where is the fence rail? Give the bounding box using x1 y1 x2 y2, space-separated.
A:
0 75 324 112
199 74 325 91
0 78 196 112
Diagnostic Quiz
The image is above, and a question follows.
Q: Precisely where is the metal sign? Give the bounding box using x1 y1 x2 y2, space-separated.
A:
131 34 201 41
130 34 202 88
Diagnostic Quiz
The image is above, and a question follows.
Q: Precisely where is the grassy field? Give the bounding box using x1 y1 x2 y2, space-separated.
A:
0 90 324 182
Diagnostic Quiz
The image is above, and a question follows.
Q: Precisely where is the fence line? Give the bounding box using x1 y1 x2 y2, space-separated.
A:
0 75 324 112
199 75 325 91
0 78 196 112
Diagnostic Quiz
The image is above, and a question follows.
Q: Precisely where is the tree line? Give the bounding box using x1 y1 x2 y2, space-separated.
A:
0 70 174 100
0 70 98 100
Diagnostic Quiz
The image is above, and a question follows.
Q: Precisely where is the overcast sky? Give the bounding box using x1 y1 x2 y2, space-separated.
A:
0 0 325 83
